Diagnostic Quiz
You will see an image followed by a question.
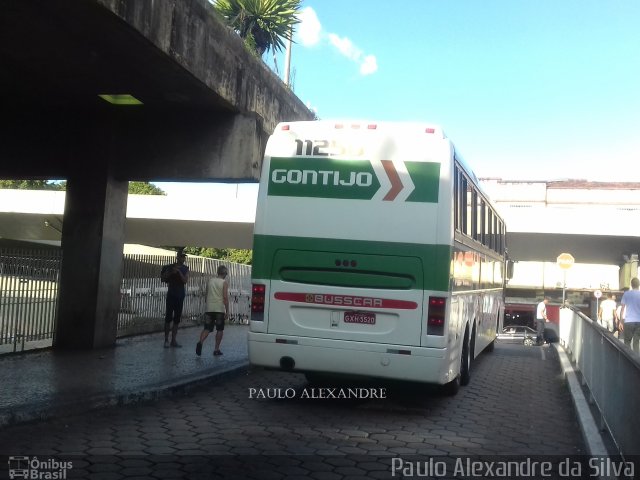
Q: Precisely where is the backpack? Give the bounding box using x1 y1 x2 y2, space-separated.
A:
160 264 171 283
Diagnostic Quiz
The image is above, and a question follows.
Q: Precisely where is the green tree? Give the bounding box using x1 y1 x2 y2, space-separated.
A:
0 180 166 195
224 248 253 265
0 180 65 190
214 0 301 57
128 182 166 195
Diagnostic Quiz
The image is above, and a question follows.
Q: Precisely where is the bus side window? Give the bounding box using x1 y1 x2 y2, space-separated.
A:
469 187 476 240
463 178 471 236
485 208 495 250
454 167 460 232
480 200 486 246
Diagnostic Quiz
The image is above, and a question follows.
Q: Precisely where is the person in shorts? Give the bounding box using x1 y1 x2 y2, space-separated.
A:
196 265 229 356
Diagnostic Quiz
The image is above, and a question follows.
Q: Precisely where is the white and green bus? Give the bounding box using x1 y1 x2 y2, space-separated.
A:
248 121 508 394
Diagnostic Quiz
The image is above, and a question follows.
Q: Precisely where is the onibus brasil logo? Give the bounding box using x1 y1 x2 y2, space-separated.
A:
8 456 72 479
268 157 440 203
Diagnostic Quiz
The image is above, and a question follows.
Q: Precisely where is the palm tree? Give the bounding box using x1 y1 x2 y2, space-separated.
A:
214 0 301 57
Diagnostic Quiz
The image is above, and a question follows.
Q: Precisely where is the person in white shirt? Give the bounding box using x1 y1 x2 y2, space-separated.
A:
598 294 618 333
535 297 549 345
196 265 229 357
620 278 640 352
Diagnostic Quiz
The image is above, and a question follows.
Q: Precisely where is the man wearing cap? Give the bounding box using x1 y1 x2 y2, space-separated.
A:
161 251 190 347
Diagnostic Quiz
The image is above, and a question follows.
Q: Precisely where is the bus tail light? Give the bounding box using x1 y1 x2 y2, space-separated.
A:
427 296 446 336
251 283 266 321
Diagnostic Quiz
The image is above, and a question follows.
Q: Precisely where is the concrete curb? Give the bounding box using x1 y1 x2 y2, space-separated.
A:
554 344 609 456
0 361 250 428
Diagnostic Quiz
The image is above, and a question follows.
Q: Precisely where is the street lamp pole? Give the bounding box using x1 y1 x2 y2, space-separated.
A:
284 27 292 87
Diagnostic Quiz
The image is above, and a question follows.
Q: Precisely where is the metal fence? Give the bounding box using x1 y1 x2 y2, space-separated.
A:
118 254 252 336
0 248 62 353
559 306 640 458
0 248 252 353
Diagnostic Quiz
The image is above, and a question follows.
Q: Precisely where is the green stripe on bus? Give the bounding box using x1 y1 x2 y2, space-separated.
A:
267 157 441 203
252 234 451 292
406 161 440 203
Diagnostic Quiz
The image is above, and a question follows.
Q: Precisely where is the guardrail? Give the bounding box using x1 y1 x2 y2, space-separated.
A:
559 305 640 457
0 248 252 352
0 248 61 353
118 255 252 336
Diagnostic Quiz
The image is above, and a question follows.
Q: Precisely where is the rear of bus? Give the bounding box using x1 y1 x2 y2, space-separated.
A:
248 121 460 385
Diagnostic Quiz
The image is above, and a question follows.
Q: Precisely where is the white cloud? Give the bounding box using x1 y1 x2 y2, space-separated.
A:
297 7 322 47
327 33 378 76
305 101 318 115
295 7 377 76
328 34 362 62
359 54 378 76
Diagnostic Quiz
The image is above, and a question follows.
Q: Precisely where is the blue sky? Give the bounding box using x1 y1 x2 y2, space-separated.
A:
157 0 639 197
270 0 640 182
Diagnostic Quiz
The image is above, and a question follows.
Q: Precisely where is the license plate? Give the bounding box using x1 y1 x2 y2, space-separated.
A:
344 311 376 325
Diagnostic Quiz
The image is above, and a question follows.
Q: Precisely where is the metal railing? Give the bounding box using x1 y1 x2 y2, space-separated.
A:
118 254 252 336
0 248 252 352
559 306 640 458
0 248 61 353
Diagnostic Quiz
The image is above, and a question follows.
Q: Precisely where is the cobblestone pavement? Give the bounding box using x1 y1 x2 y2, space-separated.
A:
0 343 585 479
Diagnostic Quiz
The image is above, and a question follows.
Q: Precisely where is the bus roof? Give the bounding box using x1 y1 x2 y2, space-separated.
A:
275 120 447 139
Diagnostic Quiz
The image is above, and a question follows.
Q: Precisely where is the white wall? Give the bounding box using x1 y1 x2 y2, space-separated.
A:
509 261 620 290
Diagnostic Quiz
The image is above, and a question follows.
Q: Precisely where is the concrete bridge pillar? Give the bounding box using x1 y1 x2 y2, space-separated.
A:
53 169 128 349
620 254 639 289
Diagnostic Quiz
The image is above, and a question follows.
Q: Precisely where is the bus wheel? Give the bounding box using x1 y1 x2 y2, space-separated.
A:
486 339 495 352
460 329 471 386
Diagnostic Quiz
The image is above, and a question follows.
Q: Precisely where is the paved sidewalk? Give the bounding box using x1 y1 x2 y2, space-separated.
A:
0 325 250 427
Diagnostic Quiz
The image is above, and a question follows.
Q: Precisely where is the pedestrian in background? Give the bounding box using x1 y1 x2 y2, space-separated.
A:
535 297 549 346
161 251 190 348
196 264 229 357
598 293 618 333
616 293 625 336
620 277 640 352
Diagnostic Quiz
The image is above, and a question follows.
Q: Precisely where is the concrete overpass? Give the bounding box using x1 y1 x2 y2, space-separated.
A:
0 189 256 250
2 185 638 266
0 0 313 349
502 205 640 265
481 179 640 266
